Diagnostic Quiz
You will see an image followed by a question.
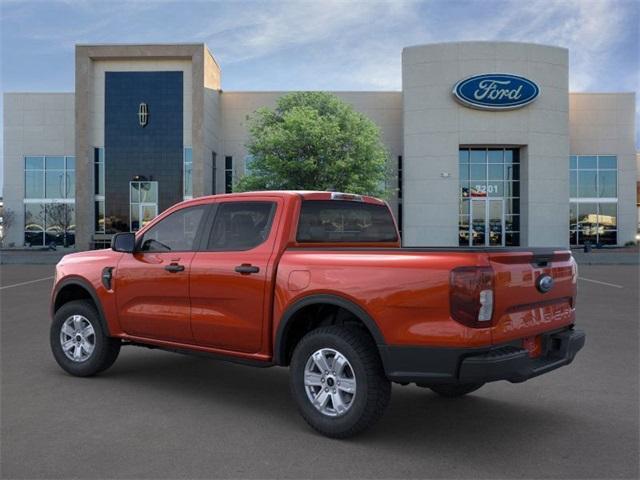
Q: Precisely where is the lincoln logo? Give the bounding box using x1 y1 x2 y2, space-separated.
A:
453 73 540 110
536 274 555 293
138 102 149 127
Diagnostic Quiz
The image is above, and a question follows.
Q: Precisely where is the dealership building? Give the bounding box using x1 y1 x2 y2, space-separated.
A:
2 41 638 250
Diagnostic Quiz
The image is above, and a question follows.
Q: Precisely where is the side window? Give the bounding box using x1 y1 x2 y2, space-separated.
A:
207 202 275 251
139 206 206 252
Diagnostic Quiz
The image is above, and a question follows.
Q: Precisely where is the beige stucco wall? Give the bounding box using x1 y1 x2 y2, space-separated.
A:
569 92 637 244
402 41 570 247
2 93 75 247
204 87 221 195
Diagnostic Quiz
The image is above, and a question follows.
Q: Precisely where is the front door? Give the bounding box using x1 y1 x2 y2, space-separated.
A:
116 204 209 342
469 198 505 247
189 198 281 353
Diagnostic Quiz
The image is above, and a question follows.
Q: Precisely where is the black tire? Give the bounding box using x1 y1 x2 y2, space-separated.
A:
429 383 484 398
289 325 391 438
50 300 121 377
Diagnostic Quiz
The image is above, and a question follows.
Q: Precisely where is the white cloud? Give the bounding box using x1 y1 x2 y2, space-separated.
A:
441 0 637 92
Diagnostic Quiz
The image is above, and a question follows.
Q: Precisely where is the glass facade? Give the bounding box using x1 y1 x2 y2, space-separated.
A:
129 181 158 231
570 155 617 245
24 155 75 246
184 147 193 199
104 71 183 233
459 148 520 246
94 147 105 233
225 156 233 193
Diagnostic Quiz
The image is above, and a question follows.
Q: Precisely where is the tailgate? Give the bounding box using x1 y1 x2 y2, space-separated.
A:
488 249 577 345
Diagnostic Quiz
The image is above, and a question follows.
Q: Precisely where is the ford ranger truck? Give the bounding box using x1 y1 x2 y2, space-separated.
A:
50 191 585 438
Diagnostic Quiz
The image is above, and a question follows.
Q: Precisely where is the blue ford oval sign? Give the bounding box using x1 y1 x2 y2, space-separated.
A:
453 73 540 110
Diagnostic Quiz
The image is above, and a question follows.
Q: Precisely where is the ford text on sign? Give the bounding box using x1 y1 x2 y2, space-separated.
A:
453 74 540 110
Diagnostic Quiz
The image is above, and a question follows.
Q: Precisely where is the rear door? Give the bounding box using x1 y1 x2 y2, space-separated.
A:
189 197 282 353
488 249 577 345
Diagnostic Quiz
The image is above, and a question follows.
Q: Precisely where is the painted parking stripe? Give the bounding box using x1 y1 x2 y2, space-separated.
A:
0 276 54 290
578 277 623 289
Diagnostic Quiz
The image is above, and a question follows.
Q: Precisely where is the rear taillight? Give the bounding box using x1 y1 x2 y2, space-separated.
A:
450 266 495 328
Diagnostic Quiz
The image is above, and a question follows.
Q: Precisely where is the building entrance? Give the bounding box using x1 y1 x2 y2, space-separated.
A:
459 148 520 247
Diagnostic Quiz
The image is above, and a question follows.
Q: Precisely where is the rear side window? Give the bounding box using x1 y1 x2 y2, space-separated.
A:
297 200 398 243
139 206 206 252
206 201 276 251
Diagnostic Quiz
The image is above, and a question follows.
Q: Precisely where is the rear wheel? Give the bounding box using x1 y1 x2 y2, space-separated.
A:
429 383 484 398
50 300 121 377
289 325 391 438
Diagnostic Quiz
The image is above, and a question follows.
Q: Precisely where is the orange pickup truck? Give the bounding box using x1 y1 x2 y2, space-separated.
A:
50 191 585 437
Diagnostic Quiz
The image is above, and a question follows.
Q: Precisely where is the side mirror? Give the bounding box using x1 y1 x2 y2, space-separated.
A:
111 232 136 253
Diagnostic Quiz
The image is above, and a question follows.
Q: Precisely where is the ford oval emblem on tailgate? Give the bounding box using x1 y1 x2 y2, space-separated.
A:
536 274 554 293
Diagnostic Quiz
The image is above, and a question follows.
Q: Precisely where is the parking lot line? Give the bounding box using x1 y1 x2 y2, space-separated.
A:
0 276 54 290
578 276 623 289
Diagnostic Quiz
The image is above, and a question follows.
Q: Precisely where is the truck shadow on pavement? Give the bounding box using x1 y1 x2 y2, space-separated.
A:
79 347 581 449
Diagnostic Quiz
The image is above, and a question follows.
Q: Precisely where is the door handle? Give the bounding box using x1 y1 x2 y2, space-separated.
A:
235 264 260 275
165 263 185 273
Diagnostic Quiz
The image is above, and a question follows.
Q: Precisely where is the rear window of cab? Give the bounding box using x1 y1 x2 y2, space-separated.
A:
297 200 398 243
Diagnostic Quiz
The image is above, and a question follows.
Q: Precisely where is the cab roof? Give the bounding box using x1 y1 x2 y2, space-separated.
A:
180 190 387 206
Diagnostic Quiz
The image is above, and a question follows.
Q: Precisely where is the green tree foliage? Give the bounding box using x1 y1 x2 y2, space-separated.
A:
236 92 389 197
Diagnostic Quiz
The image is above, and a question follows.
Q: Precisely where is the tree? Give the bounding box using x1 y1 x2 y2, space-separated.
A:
45 203 75 248
235 92 390 197
1 208 16 247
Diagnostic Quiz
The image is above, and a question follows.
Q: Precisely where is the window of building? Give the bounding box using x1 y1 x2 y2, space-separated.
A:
184 147 193 199
139 205 206 252
458 148 520 247
94 148 105 233
24 155 75 247
397 155 403 238
129 181 158 232
225 156 233 193
570 155 617 246
397 155 403 200
207 202 276 251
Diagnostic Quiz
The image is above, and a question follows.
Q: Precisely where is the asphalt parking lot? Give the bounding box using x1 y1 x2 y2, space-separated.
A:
1 264 638 479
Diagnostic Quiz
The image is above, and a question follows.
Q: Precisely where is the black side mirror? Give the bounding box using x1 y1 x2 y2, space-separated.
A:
111 232 136 253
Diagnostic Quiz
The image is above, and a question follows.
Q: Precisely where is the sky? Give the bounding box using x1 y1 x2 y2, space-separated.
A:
1 0 638 192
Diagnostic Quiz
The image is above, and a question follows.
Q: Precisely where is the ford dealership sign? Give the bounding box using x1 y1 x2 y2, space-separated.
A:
453 73 540 110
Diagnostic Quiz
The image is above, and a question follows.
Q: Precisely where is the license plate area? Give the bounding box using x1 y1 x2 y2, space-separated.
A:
523 335 542 358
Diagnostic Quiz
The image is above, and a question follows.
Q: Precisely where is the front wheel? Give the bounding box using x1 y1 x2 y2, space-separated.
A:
50 300 121 377
289 326 391 438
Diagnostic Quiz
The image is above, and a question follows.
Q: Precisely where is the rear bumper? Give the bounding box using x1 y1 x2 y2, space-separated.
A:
380 327 585 385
